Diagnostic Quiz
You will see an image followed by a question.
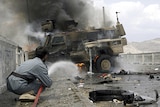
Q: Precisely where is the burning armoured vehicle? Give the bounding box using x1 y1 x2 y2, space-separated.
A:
29 14 127 73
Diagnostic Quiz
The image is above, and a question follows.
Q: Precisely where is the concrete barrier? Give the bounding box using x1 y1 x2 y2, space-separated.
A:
0 35 25 94
118 52 160 73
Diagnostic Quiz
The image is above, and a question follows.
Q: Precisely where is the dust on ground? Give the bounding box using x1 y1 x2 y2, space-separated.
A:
1 61 160 107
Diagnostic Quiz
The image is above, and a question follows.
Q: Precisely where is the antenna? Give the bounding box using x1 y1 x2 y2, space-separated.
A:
116 12 120 23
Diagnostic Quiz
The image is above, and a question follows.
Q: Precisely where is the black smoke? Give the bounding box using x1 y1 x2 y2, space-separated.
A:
8 0 113 30
0 0 113 47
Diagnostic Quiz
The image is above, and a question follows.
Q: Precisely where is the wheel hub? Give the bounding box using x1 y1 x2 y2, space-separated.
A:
101 60 111 70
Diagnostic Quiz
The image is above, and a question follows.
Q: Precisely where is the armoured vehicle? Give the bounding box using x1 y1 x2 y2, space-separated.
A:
29 14 127 73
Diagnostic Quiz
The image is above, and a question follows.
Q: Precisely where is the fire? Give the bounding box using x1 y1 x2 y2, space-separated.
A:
76 63 85 71
76 63 85 68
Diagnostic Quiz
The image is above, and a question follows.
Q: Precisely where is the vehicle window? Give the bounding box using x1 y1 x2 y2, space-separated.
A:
104 30 115 39
112 40 121 45
52 36 64 44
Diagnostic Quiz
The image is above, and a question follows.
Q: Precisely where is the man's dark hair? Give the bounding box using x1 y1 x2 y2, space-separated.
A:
35 46 49 59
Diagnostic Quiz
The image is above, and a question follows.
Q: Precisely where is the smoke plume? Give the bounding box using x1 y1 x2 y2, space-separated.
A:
0 0 113 49
48 61 82 82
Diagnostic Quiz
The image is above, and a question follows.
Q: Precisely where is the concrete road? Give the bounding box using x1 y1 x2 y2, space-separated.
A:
1 68 160 107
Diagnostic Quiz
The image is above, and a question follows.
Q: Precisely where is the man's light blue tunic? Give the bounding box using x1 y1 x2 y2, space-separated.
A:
7 57 52 95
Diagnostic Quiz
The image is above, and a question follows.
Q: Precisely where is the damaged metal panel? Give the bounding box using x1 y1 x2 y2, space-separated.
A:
89 89 134 105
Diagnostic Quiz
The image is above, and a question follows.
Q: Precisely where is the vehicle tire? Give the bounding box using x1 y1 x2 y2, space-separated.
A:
95 55 113 72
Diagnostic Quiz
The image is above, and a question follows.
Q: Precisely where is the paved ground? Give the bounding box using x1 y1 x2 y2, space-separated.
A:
1 67 160 107
0 60 160 107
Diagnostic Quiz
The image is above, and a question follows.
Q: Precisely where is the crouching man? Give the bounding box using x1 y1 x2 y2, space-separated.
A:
6 46 52 100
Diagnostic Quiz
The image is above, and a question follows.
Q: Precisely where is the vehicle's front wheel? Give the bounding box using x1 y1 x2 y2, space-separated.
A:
95 55 113 72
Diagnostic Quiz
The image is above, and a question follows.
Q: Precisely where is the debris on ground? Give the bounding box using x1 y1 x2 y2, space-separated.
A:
89 89 159 106
1 70 160 107
96 73 122 84
149 74 155 79
89 89 134 105
118 69 128 75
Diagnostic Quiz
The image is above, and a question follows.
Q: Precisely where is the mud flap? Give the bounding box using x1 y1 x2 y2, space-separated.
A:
89 90 134 105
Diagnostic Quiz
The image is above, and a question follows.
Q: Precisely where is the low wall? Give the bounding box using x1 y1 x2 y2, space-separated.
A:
118 52 160 73
0 36 17 94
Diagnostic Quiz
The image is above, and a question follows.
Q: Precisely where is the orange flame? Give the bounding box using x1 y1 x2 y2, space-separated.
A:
76 63 85 71
76 63 85 67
